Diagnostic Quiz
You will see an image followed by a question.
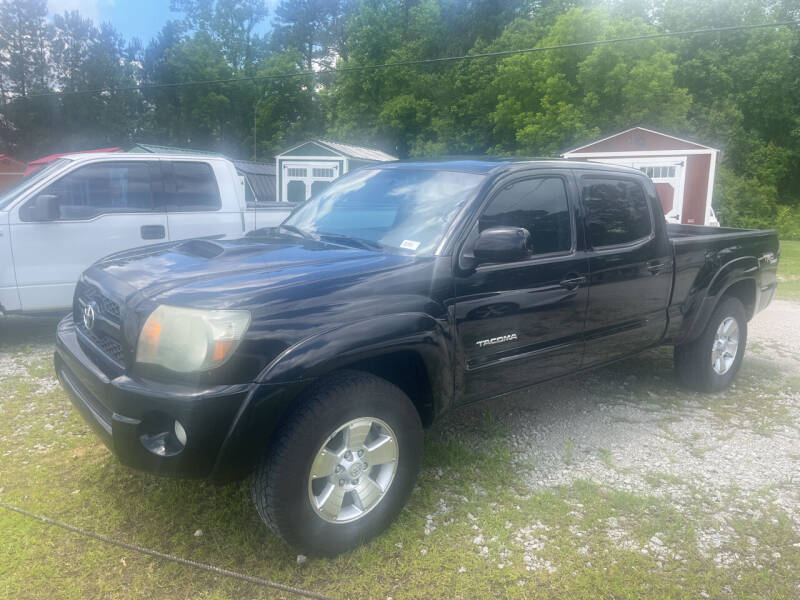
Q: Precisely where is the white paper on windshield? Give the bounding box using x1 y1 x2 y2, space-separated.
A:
400 240 421 251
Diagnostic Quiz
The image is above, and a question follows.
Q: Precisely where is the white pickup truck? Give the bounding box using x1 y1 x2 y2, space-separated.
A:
0 153 293 314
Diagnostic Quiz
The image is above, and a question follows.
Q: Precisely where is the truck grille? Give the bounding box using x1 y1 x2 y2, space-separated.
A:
78 326 125 364
75 281 121 322
74 281 126 368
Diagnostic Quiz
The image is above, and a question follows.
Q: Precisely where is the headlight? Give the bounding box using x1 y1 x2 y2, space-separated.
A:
135 305 251 373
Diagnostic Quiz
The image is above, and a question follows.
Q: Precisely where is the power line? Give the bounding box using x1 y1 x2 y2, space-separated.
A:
0 502 335 600
23 19 800 99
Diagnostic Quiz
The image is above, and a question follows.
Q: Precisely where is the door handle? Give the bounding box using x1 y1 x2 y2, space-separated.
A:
559 276 586 290
141 224 166 240
647 261 666 275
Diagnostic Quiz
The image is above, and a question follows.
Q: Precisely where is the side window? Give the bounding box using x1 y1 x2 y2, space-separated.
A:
242 174 256 205
480 177 572 255
169 162 221 211
582 178 652 247
25 162 155 221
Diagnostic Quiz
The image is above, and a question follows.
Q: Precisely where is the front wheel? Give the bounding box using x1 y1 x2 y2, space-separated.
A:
251 371 423 556
674 296 748 392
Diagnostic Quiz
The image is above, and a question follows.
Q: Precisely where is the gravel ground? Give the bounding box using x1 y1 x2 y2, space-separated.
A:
440 299 800 573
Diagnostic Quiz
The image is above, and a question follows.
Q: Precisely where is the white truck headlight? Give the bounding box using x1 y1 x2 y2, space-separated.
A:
135 305 251 373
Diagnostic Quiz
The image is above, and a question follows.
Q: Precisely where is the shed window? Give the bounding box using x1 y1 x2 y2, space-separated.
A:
313 168 335 178
641 166 676 179
288 168 307 177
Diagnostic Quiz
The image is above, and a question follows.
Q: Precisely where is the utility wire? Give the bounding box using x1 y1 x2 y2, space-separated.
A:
22 19 800 99
0 501 336 600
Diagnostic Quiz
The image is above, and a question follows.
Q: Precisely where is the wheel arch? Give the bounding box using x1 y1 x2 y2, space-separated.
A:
211 314 452 478
717 278 757 321
674 255 759 346
256 312 453 421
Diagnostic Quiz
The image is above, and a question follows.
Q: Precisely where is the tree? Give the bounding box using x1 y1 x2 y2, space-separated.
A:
171 0 270 73
488 8 691 155
0 0 48 98
143 30 236 149
272 0 353 69
0 0 50 156
252 52 320 157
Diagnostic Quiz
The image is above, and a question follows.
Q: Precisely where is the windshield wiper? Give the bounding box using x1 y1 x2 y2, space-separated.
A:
316 233 384 252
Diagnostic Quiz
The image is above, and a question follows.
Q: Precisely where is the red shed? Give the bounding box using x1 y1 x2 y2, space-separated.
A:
562 127 719 225
0 155 26 193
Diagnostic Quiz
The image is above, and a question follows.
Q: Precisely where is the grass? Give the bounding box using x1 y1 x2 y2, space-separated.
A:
2 314 800 599
777 239 800 301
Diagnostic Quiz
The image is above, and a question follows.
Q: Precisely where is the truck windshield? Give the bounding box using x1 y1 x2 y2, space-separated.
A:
282 168 485 255
0 158 72 211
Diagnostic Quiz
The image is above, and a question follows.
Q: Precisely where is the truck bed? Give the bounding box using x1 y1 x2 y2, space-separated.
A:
665 223 779 344
667 223 777 244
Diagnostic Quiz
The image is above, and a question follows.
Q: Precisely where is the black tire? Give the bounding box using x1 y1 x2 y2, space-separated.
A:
674 296 748 393
251 370 423 556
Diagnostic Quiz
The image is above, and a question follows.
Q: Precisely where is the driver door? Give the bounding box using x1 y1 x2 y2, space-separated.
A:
453 173 589 403
9 160 167 312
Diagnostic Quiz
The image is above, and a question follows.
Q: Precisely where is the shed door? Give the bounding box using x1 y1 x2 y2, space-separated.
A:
282 161 340 202
637 163 684 223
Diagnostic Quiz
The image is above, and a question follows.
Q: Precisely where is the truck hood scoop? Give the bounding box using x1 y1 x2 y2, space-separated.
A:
176 238 226 259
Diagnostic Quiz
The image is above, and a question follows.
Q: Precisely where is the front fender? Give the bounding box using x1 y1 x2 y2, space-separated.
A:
211 313 453 478
259 313 453 407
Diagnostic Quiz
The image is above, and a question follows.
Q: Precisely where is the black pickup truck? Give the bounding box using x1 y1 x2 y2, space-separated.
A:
55 159 779 555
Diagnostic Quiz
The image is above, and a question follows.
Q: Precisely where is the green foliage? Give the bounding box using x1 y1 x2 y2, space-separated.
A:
715 140 800 239
486 9 692 155
0 0 797 232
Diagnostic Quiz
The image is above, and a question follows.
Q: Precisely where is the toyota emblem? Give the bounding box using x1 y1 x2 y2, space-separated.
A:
83 303 96 331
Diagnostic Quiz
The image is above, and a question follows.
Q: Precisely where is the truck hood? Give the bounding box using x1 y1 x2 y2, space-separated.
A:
85 236 416 310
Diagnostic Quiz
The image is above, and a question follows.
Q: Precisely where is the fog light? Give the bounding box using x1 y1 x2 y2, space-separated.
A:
174 420 187 446
139 411 187 457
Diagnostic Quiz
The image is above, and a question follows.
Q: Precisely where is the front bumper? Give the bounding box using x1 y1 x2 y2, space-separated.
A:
55 314 280 479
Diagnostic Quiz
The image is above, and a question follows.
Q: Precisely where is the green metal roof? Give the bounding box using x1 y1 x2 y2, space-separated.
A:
127 143 226 157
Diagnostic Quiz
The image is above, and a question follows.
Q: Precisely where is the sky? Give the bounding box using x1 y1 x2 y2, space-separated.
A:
47 0 174 44
46 0 274 46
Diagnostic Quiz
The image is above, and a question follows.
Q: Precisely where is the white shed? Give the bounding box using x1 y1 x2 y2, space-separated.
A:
274 139 397 203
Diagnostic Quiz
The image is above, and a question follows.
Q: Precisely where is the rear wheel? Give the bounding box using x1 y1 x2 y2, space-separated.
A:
674 296 747 392
251 370 423 556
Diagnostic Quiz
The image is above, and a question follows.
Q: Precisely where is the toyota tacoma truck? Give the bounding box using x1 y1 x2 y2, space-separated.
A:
54 159 779 556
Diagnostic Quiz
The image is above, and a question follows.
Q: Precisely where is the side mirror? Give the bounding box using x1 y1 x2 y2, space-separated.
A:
473 226 532 264
24 194 61 221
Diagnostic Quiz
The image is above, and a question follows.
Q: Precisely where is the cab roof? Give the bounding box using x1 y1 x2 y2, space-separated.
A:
369 158 644 176
60 152 227 163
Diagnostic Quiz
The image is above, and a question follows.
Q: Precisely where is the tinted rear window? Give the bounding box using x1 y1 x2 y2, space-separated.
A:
170 162 221 211
582 178 652 247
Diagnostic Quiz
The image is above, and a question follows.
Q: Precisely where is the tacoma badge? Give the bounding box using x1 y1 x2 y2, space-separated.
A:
475 333 518 348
